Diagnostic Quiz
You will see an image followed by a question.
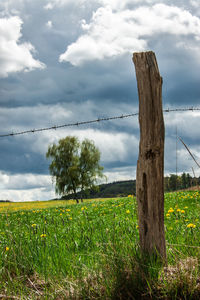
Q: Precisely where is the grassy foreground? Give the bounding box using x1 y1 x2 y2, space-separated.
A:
0 192 199 299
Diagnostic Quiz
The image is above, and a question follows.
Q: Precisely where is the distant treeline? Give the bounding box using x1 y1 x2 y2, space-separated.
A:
0 200 11 202
164 172 199 192
61 172 199 200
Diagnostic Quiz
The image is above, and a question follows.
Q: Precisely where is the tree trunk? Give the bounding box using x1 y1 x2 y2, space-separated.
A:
81 186 84 203
133 51 166 260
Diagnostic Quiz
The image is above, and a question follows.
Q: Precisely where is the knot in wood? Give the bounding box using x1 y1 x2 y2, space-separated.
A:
145 149 156 160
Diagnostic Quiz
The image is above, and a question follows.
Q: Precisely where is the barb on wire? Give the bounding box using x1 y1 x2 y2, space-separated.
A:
0 107 200 138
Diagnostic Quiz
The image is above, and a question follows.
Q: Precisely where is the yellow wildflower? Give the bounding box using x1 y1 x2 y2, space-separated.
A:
181 210 185 213
126 210 130 214
31 224 37 227
176 208 181 212
166 213 170 217
40 234 47 238
187 223 196 228
5 247 9 251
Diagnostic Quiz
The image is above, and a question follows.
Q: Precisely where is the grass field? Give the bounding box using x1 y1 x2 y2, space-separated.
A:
0 191 199 299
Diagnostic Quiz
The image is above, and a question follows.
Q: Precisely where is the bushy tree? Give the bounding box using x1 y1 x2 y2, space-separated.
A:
46 136 104 203
181 172 187 189
79 139 104 201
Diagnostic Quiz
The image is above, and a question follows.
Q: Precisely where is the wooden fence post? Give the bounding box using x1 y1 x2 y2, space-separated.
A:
133 51 166 260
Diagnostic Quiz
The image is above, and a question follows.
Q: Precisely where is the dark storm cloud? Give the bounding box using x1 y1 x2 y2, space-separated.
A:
0 136 49 174
0 55 138 110
1 0 200 200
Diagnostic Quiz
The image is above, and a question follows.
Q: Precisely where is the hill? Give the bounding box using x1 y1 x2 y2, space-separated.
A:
59 172 200 201
62 180 136 200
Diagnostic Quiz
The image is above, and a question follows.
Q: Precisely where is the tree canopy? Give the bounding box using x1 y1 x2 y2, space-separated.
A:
46 136 105 203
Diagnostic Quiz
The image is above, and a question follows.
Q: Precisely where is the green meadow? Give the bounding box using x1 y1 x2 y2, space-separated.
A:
0 191 199 299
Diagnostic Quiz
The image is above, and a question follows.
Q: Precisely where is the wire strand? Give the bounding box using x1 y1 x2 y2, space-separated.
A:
0 107 200 138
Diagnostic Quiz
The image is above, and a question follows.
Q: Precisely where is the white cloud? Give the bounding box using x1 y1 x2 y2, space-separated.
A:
59 3 200 65
0 172 51 190
0 187 55 202
0 172 55 202
44 0 88 10
44 0 157 11
98 0 159 11
190 0 199 8
71 129 138 163
0 104 72 133
0 16 45 77
104 166 136 183
0 173 9 187
46 20 53 28
165 111 200 141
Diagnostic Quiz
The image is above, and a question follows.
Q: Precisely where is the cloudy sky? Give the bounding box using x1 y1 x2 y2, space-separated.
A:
0 0 200 201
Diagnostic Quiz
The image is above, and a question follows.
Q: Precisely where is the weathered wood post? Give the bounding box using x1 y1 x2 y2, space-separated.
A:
133 51 166 260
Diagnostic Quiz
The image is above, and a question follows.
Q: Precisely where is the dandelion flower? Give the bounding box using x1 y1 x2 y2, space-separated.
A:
187 223 196 228
126 210 130 214
5 247 9 251
40 234 47 238
31 224 37 227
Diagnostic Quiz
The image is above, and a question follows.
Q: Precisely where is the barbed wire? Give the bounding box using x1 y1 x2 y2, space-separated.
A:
0 107 200 138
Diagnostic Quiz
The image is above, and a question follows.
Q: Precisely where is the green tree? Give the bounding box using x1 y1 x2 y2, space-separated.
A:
164 176 170 192
79 139 105 201
186 173 192 188
46 136 104 203
181 172 187 189
168 174 178 191
46 136 80 202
